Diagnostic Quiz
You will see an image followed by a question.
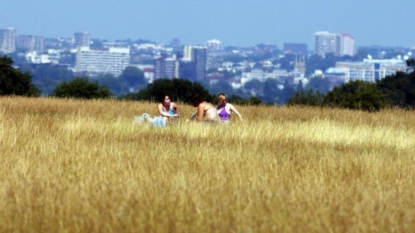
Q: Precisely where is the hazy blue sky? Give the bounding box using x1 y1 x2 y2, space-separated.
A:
1 0 414 49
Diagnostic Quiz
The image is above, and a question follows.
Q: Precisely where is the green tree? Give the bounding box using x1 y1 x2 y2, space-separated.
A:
262 78 282 104
118 66 147 91
95 74 125 97
197 79 211 92
209 80 234 96
323 80 386 111
248 96 262 105
0 56 40 96
228 95 262 106
244 79 263 91
28 63 74 95
376 71 415 108
124 78 212 103
306 77 331 94
233 88 252 100
305 53 338 77
305 54 324 77
278 83 296 105
278 53 295 71
287 89 324 106
6 52 29 66
407 58 415 73
52 77 111 99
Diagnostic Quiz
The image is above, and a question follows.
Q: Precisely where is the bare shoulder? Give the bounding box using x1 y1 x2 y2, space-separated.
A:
226 103 236 109
206 102 215 108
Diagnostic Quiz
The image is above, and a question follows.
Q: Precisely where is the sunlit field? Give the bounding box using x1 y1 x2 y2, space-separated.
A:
1 96 415 232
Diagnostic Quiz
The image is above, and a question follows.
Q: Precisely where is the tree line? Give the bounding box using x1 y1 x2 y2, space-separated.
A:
0 55 261 105
2 55 415 111
5 53 330 104
288 59 415 111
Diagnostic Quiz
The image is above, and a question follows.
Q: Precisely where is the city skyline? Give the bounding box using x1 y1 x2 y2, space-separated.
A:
1 0 414 48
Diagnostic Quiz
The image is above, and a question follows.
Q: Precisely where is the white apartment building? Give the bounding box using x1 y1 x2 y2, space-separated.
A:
75 46 130 77
335 59 407 82
17 35 44 52
315 31 355 57
183 45 205 60
74 31 90 47
25 50 60 64
315 31 341 56
0 28 16 53
241 69 296 85
241 69 266 85
340 33 355 56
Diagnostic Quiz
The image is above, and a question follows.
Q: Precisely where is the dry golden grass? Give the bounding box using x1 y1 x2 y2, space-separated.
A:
1 96 415 232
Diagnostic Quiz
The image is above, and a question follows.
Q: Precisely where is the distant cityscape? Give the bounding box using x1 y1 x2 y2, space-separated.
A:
0 27 414 99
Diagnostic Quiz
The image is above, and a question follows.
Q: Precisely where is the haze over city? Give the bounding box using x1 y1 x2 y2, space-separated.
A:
1 0 414 48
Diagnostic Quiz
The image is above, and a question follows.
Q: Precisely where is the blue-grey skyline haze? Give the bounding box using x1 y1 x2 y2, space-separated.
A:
2 0 414 49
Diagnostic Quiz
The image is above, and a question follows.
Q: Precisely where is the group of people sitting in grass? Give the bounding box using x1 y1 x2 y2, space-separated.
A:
136 93 243 127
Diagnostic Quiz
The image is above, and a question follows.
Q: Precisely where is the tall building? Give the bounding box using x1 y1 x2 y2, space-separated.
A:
0 28 16 53
183 45 196 60
74 31 90 48
340 33 355 57
315 31 356 57
192 47 207 81
178 60 195 81
153 54 177 80
181 45 207 81
16 35 44 52
314 31 341 56
75 46 130 77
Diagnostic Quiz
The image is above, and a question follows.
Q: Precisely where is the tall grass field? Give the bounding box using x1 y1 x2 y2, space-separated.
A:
1 96 415 232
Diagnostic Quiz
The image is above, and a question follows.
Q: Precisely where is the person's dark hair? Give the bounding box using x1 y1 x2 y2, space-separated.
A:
191 93 204 106
157 94 173 103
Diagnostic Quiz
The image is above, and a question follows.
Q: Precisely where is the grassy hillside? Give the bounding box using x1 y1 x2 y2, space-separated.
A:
1 97 414 232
